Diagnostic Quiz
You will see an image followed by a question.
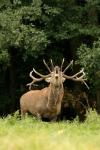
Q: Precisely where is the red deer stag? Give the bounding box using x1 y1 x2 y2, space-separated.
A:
20 59 89 121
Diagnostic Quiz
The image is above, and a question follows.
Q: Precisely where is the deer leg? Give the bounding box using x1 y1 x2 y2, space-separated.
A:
21 109 27 119
50 116 57 122
78 109 86 122
36 113 42 120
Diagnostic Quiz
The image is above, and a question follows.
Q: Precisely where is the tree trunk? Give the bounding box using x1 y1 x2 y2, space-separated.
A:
96 71 100 114
8 48 17 112
96 90 100 114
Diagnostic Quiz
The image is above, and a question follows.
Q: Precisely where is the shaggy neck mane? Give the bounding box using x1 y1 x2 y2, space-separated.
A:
47 84 64 109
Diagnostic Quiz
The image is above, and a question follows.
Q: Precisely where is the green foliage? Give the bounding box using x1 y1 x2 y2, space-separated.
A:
0 50 10 69
0 0 100 114
0 0 100 66
76 39 100 92
0 111 100 149
0 0 11 8
0 3 49 62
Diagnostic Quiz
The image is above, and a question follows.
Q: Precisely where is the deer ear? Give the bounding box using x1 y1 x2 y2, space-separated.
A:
45 77 51 83
62 77 66 82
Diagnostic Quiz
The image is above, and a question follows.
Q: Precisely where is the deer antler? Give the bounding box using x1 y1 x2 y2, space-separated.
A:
63 68 89 89
27 66 51 90
26 59 52 90
50 59 54 70
61 58 65 71
26 70 44 90
32 68 51 78
63 60 73 73
43 59 51 73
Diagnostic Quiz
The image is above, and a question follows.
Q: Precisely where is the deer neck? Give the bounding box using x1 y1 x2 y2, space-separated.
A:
47 84 64 109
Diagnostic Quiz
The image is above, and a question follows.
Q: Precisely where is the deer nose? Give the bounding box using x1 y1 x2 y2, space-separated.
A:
55 74 59 79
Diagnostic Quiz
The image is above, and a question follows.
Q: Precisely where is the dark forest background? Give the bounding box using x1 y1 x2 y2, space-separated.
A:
0 0 100 116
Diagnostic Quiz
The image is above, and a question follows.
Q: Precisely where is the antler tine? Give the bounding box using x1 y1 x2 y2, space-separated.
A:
26 82 32 90
63 60 73 73
29 68 43 82
27 81 38 90
33 68 51 78
63 68 89 89
61 58 65 71
26 65 51 90
82 80 89 90
71 68 84 78
43 59 51 73
26 70 43 90
50 59 54 70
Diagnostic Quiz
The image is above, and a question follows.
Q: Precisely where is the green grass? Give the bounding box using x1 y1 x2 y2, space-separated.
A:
0 110 100 150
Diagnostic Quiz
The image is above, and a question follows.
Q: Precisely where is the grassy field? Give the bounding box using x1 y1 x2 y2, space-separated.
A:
0 111 100 150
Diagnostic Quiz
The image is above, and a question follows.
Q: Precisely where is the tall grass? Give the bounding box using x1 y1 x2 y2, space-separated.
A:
0 110 100 150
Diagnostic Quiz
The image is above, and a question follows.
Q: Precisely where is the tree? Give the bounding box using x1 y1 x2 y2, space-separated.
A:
0 0 100 114
0 0 49 113
76 38 100 112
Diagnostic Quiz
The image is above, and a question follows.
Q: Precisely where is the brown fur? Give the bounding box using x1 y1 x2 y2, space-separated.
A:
20 66 65 121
